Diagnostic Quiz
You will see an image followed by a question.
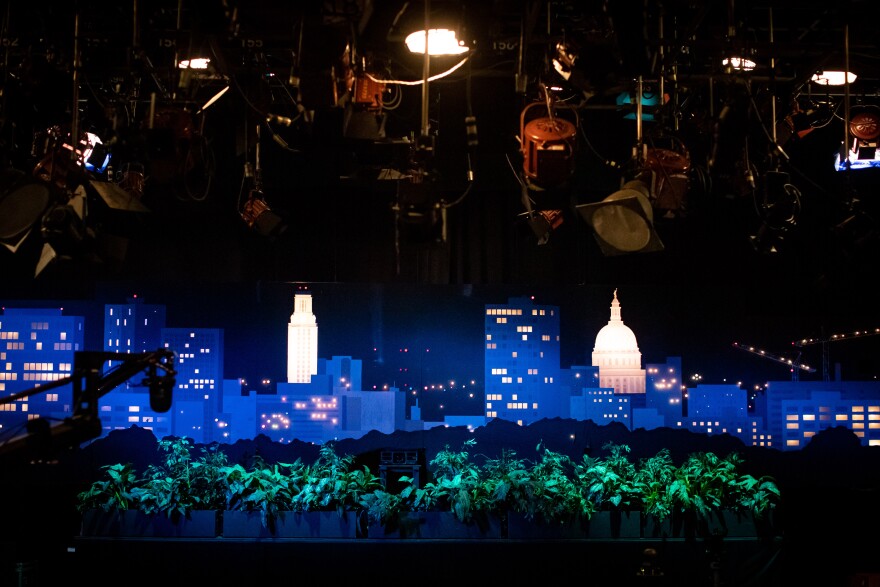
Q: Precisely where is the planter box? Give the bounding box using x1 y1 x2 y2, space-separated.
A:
80 509 219 538
641 513 674 539
368 511 503 539
507 511 641 539
586 510 642 539
507 513 590 539
222 510 358 539
703 510 760 538
672 509 766 539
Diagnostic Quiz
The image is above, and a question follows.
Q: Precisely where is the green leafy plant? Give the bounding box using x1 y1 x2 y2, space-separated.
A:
729 471 781 519
221 454 304 532
135 438 230 522
400 438 491 524
527 443 591 522
76 462 142 513
670 451 754 519
290 441 382 516
576 442 640 511
481 447 536 520
74 434 781 540
633 448 677 522
359 488 406 526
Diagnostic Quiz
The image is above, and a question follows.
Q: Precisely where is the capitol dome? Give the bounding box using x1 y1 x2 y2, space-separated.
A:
591 289 646 394
595 321 639 351
593 289 639 352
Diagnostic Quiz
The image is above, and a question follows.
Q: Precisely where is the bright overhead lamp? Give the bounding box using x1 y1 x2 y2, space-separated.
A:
722 56 756 72
178 57 211 70
811 70 857 86
405 29 469 55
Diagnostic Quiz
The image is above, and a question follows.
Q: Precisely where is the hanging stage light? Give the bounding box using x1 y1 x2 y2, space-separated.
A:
404 29 469 56
642 142 691 218
721 56 757 72
240 191 287 239
576 180 664 256
748 171 801 255
520 99 578 190
811 70 857 86
0 174 55 254
849 107 880 160
394 0 472 57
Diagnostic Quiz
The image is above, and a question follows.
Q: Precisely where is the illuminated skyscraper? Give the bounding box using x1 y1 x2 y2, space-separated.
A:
287 291 318 384
162 327 224 443
484 296 562 425
98 296 171 439
103 295 166 386
104 295 166 357
0 308 84 432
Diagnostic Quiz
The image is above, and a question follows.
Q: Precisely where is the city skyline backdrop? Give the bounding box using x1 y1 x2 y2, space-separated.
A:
3 280 878 420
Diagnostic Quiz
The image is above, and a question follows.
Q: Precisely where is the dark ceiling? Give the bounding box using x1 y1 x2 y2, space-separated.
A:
1 0 878 315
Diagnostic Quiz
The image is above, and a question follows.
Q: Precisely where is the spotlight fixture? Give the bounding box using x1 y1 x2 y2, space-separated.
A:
810 70 857 86
177 57 211 70
849 107 880 159
240 191 287 239
32 126 92 192
748 170 800 254
616 89 666 121
0 176 55 254
553 41 579 77
177 55 214 93
642 143 691 218
576 180 664 256
36 186 95 277
721 56 756 72
520 93 578 190
524 209 564 245
82 131 111 174
779 97 831 144
405 29 469 55
836 107 880 171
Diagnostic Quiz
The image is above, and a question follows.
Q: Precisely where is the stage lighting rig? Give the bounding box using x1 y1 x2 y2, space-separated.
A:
748 170 801 255
239 126 287 239
519 86 578 191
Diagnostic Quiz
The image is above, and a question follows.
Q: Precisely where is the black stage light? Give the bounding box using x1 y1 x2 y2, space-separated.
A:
241 191 287 239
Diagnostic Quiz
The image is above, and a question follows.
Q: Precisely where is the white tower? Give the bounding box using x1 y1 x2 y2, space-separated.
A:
287 292 318 383
591 289 646 394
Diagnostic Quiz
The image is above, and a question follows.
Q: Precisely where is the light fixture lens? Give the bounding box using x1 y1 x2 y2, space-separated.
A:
178 57 211 70
722 56 756 71
811 70 857 85
405 29 469 55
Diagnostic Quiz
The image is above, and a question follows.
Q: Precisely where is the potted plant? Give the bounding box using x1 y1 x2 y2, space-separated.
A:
574 442 641 538
220 454 303 537
668 450 780 538
708 455 781 538
77 462 142 536
132 437 225 536
633 448 677 538
287 441 381 538
506 444 593 539
77 437 224 537
359 487 409 538
480 447 535 538
390 439 501 538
